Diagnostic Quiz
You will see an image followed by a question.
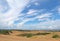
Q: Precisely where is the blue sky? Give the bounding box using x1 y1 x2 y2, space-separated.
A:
0 0 60 30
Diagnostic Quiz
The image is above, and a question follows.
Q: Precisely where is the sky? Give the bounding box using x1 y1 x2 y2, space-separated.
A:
0 0 60 30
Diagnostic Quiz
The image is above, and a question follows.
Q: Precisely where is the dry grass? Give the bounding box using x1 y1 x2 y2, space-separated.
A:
0 30 60 41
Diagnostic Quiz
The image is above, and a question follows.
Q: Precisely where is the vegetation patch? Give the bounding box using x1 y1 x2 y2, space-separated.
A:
52 35 60 38
0 30 12 35
17 33 34 38
36 33 50 35
17 32 50 38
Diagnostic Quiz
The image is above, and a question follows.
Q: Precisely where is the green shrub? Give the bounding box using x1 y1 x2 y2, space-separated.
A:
0 30 12 35
17 32 50 38
18 33 34 38
25 34 34 38
36 33 50 35
52 35 60 38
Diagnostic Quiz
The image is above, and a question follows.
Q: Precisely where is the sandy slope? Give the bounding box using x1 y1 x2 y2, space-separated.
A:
0 31 60 41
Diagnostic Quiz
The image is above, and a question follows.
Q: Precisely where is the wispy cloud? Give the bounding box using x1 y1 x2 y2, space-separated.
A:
0 0 60 30
20 19 60 30
16 12 52 28
0 0 30 29
58 7 60 14
27 9 38 15
37 13 52 19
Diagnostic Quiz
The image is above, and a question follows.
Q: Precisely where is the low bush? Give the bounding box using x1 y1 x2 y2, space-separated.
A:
17 32 50 38
36 33 50 35
0 30 12 35
52 35 60 38
18 33 34 38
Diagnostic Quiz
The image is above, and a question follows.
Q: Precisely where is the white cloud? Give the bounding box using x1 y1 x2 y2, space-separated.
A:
39 19 60 30
21 19 60 30
34 2 39 6
26 9 46 16
27 9 38 15
6 0 30 9
37 13 52 19
16 12 52 28
51 6 60 15
31 0 49 3
58 7 60 14
0 0 60 30
0 0 30 29
12 5 60 30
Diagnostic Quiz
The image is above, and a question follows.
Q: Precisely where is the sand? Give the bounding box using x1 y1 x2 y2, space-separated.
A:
0 31 60 41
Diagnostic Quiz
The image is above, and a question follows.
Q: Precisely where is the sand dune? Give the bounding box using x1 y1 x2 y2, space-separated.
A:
0 31 60 41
